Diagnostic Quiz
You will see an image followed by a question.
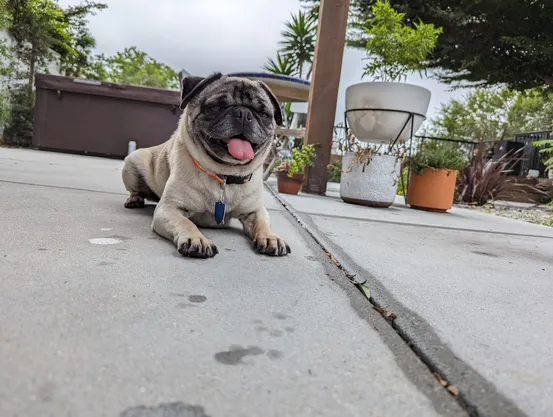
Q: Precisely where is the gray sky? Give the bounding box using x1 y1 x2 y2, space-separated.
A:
60 0 466 126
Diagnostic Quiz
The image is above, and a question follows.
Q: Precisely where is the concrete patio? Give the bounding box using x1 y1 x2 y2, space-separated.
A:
1 147 551 417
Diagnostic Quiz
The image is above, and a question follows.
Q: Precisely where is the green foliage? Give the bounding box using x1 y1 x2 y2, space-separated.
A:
533 138 553 173
85 47 179 90
8 0 72 86
327 160 342 182
279 10 316 79
362 0 442 82
302 0 553 91
425 88 553 141
264 52 296 76
397 166 408 195
0 0 12 29
265 10 317 81
277 144 316 177
406 142 468 175
3 85 34 146
59 1 107 77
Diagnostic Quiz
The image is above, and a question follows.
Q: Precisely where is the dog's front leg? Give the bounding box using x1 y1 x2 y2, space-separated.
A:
240 207 290 256
152 202 218 258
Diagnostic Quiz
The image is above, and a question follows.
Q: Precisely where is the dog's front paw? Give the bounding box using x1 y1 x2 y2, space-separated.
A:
254 233 291 256
125 195 145 209
177 236 219 259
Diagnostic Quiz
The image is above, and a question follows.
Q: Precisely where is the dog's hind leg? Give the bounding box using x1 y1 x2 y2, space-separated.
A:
122 150 156 209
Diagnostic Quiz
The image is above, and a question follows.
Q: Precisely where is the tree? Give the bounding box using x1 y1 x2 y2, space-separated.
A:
361 0 442 82
263 52 296 76
3 0 104 144
59 1 107 77
425 88 553 142
278 10 317 79
86 47 179 90
301 0 553 91
8 0 72 89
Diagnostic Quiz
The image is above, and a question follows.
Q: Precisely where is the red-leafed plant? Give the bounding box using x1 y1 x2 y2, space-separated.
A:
457 146 524 205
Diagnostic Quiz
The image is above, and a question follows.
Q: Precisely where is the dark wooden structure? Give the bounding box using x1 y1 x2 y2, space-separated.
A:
303 0 350 194
33 73 182 159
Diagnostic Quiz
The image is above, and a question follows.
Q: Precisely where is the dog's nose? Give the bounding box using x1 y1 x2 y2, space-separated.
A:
232 107 253 123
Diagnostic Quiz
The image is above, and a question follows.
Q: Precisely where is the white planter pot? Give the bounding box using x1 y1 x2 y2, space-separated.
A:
345 82 431 144
340 152 401 207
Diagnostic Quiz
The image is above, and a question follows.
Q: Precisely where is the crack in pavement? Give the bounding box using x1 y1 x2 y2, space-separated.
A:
266 183 528 417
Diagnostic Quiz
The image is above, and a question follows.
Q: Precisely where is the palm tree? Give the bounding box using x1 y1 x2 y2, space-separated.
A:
279 10 317 79
263 52 297 76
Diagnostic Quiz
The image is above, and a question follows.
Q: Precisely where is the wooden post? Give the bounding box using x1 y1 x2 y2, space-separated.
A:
303 0 350 195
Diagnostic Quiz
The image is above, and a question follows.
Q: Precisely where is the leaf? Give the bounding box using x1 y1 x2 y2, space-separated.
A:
357 283 371 299
373 305 397 321
447 385 459 396
434 373 448 387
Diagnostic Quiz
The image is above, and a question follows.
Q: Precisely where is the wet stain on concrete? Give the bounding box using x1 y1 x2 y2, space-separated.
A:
37 382 56 402
214 345 264 365
267 349 284 360
273 313 288 320
108 235 132 241
252 319 263 324
120 402 210 417
270 330 283 337
285 327 295 333
38 248 48 251
188 295 207 303
471 250 499 258
255 326 269 332
97 261 115 266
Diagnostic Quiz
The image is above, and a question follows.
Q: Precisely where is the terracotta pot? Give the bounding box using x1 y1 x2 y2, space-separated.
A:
276 171 304 195
407 168 457 212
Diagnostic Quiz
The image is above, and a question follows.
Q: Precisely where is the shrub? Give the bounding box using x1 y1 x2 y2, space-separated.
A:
276 144 316 178
327 160 342 183
405 142 468 175
3 85 34 147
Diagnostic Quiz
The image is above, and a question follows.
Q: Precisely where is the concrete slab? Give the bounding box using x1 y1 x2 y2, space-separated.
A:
0 148 464 417
270 184 553 417
273 188 553 239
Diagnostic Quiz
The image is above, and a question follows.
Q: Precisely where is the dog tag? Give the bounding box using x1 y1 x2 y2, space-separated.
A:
214 201 226 225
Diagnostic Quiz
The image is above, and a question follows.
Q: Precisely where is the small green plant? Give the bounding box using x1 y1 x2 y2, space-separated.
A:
406 142 468 175
362 0 443 82
533 128 553 173
277 144 316 177
327 160 342 182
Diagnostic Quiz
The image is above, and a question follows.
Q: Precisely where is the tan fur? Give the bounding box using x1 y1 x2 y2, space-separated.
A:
122 107 289 258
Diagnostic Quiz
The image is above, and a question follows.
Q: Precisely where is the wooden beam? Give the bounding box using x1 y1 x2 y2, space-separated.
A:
303 0 350 194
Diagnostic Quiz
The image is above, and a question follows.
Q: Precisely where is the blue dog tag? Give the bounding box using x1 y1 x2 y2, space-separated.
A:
215 201 226 225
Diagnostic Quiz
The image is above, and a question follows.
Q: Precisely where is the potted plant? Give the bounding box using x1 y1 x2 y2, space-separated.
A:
338 131 406 207
405 143 468 212
276 144 316 195
345 0 442 144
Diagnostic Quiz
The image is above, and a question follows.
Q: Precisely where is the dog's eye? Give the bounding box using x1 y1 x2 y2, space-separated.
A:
205 103 218 112
261 112 271 119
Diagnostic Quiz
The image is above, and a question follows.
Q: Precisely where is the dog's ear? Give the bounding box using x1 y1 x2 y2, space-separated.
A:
256 81 283 126
180 72 224 110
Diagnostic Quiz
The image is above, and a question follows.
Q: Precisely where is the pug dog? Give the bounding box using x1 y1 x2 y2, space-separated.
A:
121 72 290 258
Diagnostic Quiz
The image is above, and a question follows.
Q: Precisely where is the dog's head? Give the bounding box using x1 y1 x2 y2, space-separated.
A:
179 72 283 175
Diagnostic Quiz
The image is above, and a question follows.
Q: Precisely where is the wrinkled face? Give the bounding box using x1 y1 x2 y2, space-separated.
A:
181 74 282 166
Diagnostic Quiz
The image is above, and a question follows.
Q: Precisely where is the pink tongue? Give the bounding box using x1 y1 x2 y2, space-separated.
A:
227 138 255 160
